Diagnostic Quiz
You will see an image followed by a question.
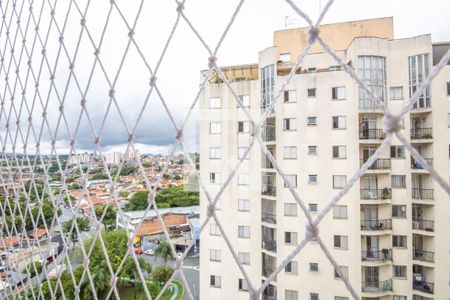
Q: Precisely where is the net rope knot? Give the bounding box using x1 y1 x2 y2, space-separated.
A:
149 76 157 87
175 256 183 269
206 203 215 218
305 223 319 241
208 55 217 69
176 129 183 140
176 2 185 13
384 113 401 134
308 26 320 44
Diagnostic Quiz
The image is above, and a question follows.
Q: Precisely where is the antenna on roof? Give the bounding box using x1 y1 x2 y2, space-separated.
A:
284 15 295 29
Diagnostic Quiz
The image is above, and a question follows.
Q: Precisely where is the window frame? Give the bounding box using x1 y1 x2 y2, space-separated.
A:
332 116 346 129
333 235 348 250
284 174 297 188
238 225 250 238
332 86 346 100
332 145 347 159
209 122 222 134
389 86 403 100
210 249 221 262
333 175 347 189
283 146 297 159
285 231 298 245
333 205 348 219
284 203 298 217
238 199 250 212
210 275 221 288
209 147 221 159
307 116 317 126
209 97 221 109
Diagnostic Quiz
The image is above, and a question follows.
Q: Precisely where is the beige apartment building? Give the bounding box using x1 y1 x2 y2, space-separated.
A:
199 17 450 300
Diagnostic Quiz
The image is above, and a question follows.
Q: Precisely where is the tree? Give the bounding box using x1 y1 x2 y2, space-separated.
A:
154 240 172 264
22 261 43 277
142 162 152 168
62 217 90 248
152 265 174 287
124 191 149 211
120 256 152 285
70 183 81 190
94 205 117 230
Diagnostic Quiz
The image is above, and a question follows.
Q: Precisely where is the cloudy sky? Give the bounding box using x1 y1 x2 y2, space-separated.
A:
1 0 449 155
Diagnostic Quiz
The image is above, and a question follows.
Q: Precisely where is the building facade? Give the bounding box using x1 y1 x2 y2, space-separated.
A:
199 18 450 300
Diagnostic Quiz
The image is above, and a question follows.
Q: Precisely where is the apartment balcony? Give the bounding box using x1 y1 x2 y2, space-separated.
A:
361 219 392 232
413 281 434 295
360 188 392 201
261 211 276 224
358 99 384 111
412 188 434 200
262 157 274 169
261 184 276 197
262 125 276 142
412 219 434 233
411 158 433 170
359 129 386 140
360 159 391 171
361 279 393 293
410 128 433 140
361 249 392 262
262 240 277 253
413 250 434 263
413 295 433 300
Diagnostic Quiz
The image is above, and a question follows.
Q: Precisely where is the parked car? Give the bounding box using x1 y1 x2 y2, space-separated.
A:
144 249 154 256
134 248 143 255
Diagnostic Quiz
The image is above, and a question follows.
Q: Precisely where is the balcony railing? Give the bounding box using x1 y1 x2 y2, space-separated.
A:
362 279 393 293
361 249 392 262
261 184 276 196
360 188 392 200
359 99 383 110
411 128 433 139
359 129 386 140
413 281 434 294
261 211 276 224
412 188 434 200
262 157 274 169
262 267 276 278
411 158 433 170
360 158 391 170
262 240 277 252
361 219 392 231
262 125 276 142
412 219 434 232
413 250 434 263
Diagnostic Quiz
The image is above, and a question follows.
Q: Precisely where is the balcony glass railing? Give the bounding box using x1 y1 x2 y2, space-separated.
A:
361 219 392 231
360 188 392 200
359 129 386 140
413 281 434 294
261 211 276 224
262 125 276 142
361 249 392 262
411 158 433 169
262 267 276 278
412 219 434 232
360 158 391 170
262 240 277 252
411 128 433 139
261 184 276 196
359 99 383 110
412 188 434 200
362 279 393 293
413 250 434 263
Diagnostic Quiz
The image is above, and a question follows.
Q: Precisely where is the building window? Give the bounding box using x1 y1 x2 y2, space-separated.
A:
238 252 250 265
284 118 297 131
393 265 407 278
390 146 405 158
279 53 291 63
390 87 403 100
334 235 348 249
333 205 347 219
333 175 347 189
238 199 250 212
209 147 221 159
238 278 249 291
261 64 275 110
238 95 250 108
285 232 298 245
308 175 318 184
335 297 349 300
393 296 407 300
393 235 407 248
210 172 221 184
308 203 318 213
329 65 341 71
409 54 431 108
448 113 450 127
210 249 221 262
284 146 297 159
238 121 251 133
392 205 406 218
284 203 297 217
391 175 406 188
332 145 346 159
308 146 317 155
238 173 249 186
310 293 319 300
238 225 250 238
309 263 319 272
307 67 317 73
307 88 316 97
334 266 349 279
284 175 297 188
332 87 346 100
285 261 298 275
209 97 221 108
284 90 296 102
332 116 346 129
307 116 317 125
210 275 221 288
238 147 249 160
358 56 387 109
209 122 222 134
285 290 299 300
210 224 221 236
447 82 450 96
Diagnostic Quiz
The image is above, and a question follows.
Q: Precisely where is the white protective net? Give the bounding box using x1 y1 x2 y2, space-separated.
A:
0 0 449 299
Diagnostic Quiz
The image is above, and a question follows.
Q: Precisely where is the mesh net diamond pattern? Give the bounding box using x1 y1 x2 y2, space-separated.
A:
0 0 449 299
